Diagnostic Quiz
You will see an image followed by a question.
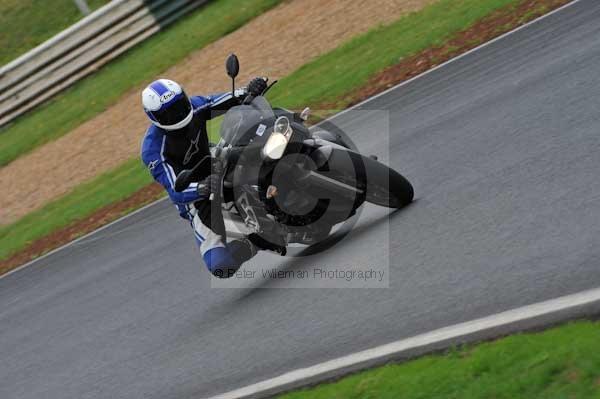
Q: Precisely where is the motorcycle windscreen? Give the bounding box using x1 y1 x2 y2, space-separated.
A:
220 96 275 146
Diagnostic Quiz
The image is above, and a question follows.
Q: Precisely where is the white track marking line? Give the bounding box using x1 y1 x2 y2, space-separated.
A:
2 0 592 396
203 1 587 397
0 199 166 279
326 0 583 121
1 0 581 280
207 286 600 399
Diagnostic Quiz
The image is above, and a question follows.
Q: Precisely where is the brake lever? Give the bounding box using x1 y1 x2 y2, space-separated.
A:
243 77 276 104
262 79 278 95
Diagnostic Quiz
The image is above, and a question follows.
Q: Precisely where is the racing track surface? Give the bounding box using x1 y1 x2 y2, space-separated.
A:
2 1 600 397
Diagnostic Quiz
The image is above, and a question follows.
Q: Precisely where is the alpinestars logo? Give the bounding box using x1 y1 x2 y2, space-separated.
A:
184 131 201 165
148 159 159 171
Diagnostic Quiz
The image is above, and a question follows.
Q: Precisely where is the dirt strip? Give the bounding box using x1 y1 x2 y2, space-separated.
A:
0 0 573 274
344 0 573 107
0 184 164 276
0 0 437 226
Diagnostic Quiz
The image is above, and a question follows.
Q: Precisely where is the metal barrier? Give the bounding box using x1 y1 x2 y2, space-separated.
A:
0 0 207 128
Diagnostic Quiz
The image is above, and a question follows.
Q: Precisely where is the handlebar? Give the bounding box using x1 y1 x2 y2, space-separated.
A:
241 79 278 105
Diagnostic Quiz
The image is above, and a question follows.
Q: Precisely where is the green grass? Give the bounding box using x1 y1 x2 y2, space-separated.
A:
0 0 283 167
1 0 527 262
268 0 517 110
0 0 110 65
0 159 153 260
279 321 600 399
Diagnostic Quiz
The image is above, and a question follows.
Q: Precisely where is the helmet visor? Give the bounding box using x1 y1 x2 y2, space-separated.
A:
152 95 192 127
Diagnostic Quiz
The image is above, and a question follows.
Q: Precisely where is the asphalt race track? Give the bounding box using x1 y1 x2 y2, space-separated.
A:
2 1 600 397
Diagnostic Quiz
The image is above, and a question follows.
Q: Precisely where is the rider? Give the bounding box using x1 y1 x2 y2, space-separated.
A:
140 77 280 278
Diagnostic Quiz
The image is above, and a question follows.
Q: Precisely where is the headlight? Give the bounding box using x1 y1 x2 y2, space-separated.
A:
262 116 292 160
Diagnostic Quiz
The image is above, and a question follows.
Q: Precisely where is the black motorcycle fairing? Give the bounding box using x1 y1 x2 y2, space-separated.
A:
220 96 275 146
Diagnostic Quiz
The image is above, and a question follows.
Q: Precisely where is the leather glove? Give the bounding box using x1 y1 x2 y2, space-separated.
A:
247 77 267 96
197 174 221 198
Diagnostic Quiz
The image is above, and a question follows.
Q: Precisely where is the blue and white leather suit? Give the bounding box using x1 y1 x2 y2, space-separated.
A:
141 90 255 276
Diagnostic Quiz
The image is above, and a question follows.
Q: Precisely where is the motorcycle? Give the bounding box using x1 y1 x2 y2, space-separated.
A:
175 54 413 252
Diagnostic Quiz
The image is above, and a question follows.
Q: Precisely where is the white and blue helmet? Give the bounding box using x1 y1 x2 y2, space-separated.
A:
142 79 193 130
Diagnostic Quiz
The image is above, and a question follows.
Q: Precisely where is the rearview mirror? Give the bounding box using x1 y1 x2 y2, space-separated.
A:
226 54 239 79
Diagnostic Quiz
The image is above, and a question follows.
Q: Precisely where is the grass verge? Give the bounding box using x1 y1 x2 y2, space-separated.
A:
0 0 110 65
269 0 551 110
0 0 283 167
0 0 571 271
278 321 600 399
0 159 153 262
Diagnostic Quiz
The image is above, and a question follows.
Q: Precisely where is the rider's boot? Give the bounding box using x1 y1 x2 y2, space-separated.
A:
207 238 257 279
247 233 287 256
229 238 258 263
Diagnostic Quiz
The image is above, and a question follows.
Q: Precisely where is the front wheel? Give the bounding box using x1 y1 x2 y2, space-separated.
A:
315 148 413 209
355 154 413 208
364 164 413 208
